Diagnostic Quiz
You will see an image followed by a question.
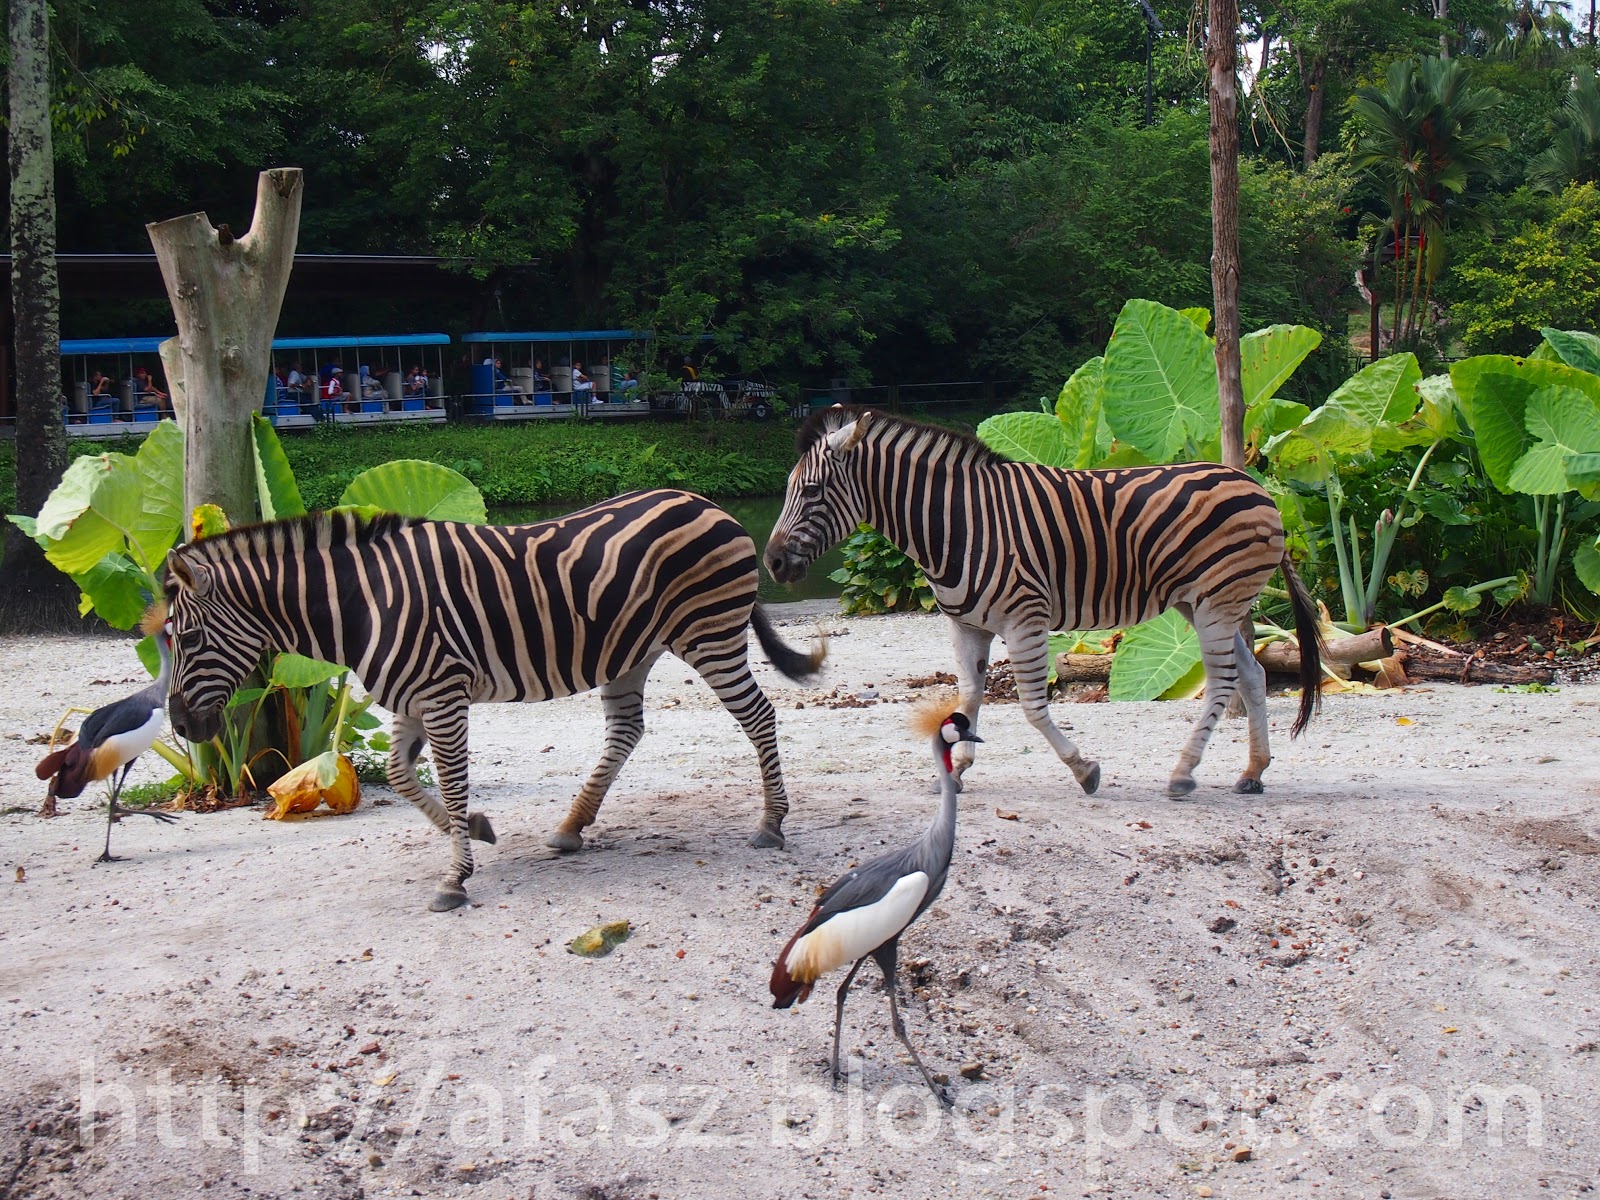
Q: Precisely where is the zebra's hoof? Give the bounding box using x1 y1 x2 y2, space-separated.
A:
546 829 584 853
1233 777 1265 795
749 827 785 850
468 812 497 844
1077 762 1101 795
429 885 469 912
1167 777 1197 799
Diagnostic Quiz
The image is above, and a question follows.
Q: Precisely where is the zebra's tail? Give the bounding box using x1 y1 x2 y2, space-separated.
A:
1282 552 1323 738
750 605 828 682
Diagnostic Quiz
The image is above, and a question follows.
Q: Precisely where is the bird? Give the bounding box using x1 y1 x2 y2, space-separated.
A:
35 606 179 863
770 702 981 1107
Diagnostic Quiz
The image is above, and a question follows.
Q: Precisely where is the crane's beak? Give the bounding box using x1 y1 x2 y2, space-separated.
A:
961 731 984 744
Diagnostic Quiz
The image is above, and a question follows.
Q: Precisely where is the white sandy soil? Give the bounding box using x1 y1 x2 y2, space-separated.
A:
1 606 1598 1200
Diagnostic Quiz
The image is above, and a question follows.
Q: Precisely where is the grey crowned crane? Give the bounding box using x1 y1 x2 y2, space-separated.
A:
770 704 980 1107
35 608 178 862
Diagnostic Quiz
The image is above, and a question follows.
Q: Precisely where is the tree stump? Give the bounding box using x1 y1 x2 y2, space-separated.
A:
148 168 303 524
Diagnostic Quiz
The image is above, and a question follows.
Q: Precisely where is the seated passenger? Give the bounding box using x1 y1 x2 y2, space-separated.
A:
531 358 552 393
572 361 595 402
132 366 173 417
322 365 354 412
405 365 429 398
286 361 314 411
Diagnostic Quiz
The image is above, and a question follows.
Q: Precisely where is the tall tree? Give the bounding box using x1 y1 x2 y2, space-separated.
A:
2 0 75 632
1209 0 1245 469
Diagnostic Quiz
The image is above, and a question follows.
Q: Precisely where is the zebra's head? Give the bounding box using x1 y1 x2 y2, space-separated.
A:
163 544 269 743
765 409 872 584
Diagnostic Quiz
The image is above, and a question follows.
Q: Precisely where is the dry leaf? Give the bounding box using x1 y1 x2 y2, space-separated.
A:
373 1072 397 1087
1395 716 1414 726
568 920 631 957
1443 1026 1459 1034
14 867 24 883
995 808 1020 821
266 754 361 819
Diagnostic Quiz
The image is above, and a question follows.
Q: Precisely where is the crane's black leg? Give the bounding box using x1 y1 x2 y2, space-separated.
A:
873 942 951 1109
96 764 134 864
830 957 868 1086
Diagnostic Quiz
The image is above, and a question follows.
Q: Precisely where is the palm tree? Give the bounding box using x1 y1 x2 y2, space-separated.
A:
1351 56 1508 347
1529 70 1600 191
1467 1 1577 64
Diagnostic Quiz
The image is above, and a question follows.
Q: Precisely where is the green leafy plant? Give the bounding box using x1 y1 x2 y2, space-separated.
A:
1450 331 1600 603
828 525 937 615
10 416 485 800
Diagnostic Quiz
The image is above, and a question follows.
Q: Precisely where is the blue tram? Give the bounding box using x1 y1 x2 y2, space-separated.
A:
460 330 651 420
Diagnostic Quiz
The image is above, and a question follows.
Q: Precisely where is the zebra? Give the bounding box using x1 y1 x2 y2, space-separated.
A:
763 407 1322 798
163 489 826 912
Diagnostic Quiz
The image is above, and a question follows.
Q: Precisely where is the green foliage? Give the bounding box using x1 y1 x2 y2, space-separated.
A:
1107 610 1199 703
1448 184 1600 354
827 526 936 616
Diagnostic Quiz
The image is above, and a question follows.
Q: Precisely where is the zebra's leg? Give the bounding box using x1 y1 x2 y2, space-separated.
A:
684 634 790 848
1232 629 1273 794
946 620 994 791
1008 625 1101 794
421 705 478 912
548 659 656 852
387 714 496 844
1168 614 1246 798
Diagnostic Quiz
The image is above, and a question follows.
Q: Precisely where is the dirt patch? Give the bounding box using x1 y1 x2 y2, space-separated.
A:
3 611 1599 1197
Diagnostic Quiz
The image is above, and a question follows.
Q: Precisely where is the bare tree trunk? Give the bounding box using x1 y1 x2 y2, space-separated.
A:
1436 0 1451 57
1209 0 1245 470
148 168 303 525
1 0 76 633
1302 55 1327 167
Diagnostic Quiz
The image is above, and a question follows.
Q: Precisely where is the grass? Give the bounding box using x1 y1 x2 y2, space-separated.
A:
0 417 812 513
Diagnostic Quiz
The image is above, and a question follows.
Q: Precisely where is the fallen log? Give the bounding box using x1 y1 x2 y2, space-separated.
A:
1054 626 1397 685
1399 654 1555 686
1257 627 1394 671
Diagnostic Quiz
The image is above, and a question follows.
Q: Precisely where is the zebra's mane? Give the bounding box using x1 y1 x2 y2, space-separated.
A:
795 406 1011 467
185 510 414 562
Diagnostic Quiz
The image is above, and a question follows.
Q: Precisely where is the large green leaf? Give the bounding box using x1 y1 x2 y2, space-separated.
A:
1240 325 1322 410
34 453 145 575
270 653 348 688
1245 397 1311 446
71 553 151 628
1505 386 1600 495
1575 535 1600 595
130 420 185 570
1102 299 1219 462
1178 307 1212 333
1565 452 1600 500
251 414 307 520
1539 328 1600 377
1325 352 1421 428
976 411 1073 468
338 460 487 522
1453 355 1600 493
1054 356 1109 468
1109 609 1200 702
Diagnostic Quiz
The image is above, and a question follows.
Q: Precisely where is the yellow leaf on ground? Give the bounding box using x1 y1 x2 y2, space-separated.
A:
265 753 361 819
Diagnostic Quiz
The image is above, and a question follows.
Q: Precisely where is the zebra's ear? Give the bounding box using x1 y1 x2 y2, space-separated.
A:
825 414 869 455
166 546 213 598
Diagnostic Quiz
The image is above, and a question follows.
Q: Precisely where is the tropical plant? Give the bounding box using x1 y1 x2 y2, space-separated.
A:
828 526 937 616
1350 55 1509 349
1529 70 1600 192
1450 329 1600 604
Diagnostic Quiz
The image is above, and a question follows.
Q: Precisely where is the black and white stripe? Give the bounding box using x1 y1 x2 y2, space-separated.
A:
164 489 823 910
764 409 1322 797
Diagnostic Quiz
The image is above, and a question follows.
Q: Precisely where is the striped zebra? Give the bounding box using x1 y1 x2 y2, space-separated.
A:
764 408 1322 798
163 489 825 911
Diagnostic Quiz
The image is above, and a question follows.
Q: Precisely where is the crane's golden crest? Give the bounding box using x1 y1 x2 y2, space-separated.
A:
909 691 960 740
140 600 169 638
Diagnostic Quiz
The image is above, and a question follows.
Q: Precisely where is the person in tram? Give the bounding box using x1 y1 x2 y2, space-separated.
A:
131 366 173 418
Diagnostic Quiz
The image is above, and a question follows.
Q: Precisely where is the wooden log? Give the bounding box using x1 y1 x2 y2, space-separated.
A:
1400 655 1555 686
1055 627 1396 685
1257 627 1394 671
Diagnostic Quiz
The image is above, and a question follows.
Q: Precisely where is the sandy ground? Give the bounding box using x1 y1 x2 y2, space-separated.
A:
2 605 1598 1200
